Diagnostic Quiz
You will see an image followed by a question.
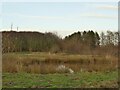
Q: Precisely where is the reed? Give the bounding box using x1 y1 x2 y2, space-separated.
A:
2 52 118 74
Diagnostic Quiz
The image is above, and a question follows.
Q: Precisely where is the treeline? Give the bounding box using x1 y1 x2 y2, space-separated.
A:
2 30 119 55
2 31 61 53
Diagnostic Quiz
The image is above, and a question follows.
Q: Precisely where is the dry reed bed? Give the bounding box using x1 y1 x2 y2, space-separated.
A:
2 52 118 74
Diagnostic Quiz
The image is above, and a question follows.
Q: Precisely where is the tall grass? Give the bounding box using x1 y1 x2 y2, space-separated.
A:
2 52 118 74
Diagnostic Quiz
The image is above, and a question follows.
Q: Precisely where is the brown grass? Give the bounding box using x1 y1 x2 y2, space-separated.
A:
2 52 118 74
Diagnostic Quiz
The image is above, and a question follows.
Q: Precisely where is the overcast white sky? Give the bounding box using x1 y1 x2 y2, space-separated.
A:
0 1 118 38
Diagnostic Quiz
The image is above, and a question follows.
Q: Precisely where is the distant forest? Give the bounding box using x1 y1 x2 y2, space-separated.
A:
2 30 119 55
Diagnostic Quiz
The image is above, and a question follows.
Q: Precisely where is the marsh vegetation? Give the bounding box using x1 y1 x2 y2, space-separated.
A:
2 31 119 88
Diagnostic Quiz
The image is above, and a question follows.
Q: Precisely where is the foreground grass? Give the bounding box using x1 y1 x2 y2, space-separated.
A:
3 71 118 88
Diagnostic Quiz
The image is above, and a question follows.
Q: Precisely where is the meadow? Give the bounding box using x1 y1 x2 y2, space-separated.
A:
3 71 118 88
2 52 118 88
1 2 119 88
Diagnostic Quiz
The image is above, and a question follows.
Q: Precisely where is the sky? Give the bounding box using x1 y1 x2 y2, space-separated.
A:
0 2 118 38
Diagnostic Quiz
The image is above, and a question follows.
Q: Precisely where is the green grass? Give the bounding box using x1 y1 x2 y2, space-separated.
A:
2 71 118 88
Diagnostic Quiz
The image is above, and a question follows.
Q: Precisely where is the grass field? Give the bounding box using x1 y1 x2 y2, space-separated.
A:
2 52 118 88
3 71 118 88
